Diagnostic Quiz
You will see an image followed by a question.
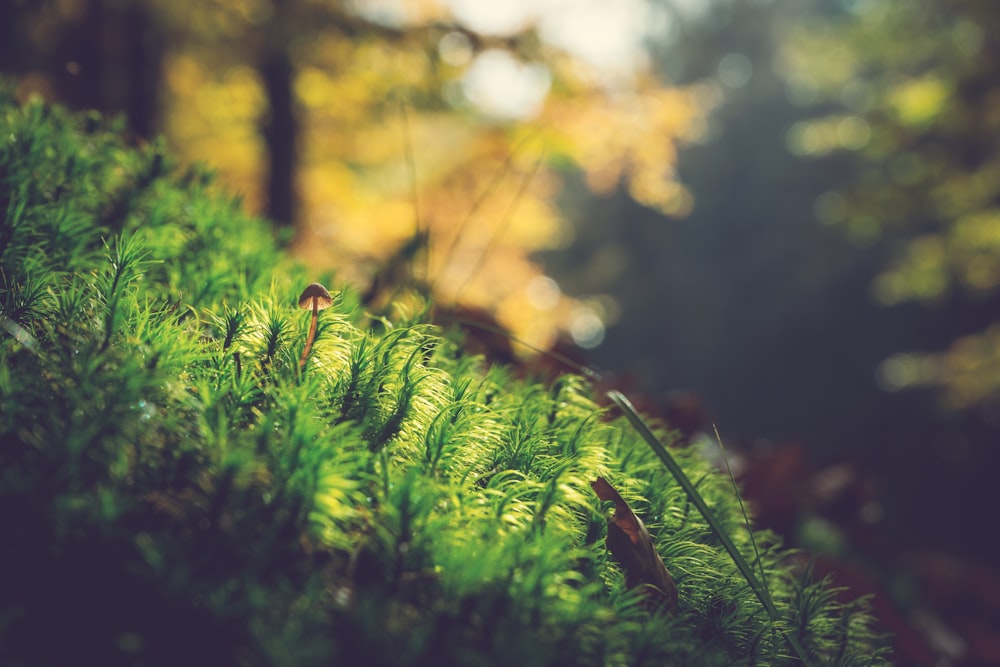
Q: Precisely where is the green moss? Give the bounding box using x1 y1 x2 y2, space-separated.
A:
0 90 890 666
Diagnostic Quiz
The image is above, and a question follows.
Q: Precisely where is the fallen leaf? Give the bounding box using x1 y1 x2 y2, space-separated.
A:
592 477 678 615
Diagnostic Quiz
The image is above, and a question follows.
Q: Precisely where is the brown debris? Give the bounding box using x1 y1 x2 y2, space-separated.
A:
591 477 678 615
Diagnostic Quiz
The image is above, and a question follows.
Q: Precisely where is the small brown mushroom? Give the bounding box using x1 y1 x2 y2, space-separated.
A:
298 283 334 369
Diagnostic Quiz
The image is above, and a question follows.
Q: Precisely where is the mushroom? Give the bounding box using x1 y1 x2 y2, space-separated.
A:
297 282 334 369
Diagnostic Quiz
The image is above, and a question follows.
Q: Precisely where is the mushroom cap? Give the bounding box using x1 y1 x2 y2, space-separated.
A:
298 283 334 310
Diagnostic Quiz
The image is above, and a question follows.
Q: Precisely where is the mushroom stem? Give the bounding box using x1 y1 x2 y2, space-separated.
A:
299 298 319 369
296 283 333 370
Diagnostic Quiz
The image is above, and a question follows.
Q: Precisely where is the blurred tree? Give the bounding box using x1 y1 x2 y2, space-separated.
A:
780 0 1000 411
0 0 165 138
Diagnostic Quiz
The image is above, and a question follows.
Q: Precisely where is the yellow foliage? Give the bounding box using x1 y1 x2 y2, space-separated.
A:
951 210 1000 291
931 158 1000 219
152 0 711 351
540 81 711 217
873 236 948 304
888 74 950 128
932 325 1000 410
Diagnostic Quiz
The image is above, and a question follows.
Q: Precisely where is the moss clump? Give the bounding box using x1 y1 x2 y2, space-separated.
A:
0 90 890 666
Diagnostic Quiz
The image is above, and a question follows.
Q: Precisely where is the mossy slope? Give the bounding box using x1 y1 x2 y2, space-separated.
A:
0 92 889 666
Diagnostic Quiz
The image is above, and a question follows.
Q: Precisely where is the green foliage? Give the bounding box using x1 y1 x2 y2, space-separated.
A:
0 94 889 665
782 1 1000 408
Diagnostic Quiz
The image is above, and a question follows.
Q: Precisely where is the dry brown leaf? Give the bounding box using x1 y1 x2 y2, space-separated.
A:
592 477 678 615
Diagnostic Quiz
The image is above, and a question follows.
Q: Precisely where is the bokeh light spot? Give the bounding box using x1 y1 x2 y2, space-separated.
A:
539 0 650 78
461 50 550 119
438 31 473 67
836 116 870 149
877 353 920 391
526 275 561 310
889 75 950 127
569 306 605 349
718 53 753 88
446 0 533 36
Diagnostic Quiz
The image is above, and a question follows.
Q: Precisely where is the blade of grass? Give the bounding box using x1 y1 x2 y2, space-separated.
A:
715 423 779 663
713 424 770 606
607 389 812 665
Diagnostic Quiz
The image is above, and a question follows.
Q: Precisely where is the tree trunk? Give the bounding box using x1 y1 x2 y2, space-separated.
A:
260 49 297 230
122 4 163 140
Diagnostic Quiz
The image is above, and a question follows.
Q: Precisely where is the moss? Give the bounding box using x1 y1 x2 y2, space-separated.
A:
0 89 890 666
